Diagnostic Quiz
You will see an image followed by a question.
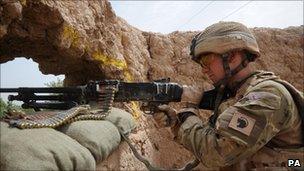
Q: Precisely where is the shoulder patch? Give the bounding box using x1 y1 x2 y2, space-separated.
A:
228 111 256 136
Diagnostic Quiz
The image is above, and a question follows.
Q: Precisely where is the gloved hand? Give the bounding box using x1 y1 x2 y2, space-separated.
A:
153 105 201 139
153 104 178 128
181 85 204 106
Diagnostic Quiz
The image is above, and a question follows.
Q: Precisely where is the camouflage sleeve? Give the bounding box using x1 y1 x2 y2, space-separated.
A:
175 82 288 168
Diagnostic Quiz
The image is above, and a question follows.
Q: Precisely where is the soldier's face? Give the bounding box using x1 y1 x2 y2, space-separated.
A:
199 54 225 84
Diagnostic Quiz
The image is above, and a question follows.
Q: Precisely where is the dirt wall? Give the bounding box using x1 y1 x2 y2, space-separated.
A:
0 0 303 170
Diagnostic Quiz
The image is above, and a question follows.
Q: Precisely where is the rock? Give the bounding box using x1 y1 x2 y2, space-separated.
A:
0 0 303 170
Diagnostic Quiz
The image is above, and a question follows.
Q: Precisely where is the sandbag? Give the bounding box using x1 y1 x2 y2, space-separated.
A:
0 107 136 170
58 107 136 162
0 122 95 171
104 107 136 135
59 120 121 162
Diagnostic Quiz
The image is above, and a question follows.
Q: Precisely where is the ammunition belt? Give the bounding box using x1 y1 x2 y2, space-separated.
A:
6 85 117 129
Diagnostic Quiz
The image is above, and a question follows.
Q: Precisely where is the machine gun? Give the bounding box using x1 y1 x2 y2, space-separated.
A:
1 80 201 170
0 79 183 114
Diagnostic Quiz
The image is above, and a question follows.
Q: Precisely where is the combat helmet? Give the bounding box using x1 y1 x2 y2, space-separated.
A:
190 21 261 126
190 21 260 63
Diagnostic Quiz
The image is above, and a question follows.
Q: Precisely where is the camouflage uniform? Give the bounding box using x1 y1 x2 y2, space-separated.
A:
176 71 303 170
174 21 304 170
154 21 303 170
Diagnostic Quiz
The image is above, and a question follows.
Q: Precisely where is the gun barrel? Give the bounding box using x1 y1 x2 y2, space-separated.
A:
0 87 83 93
8 95 67 101
0 88 20 93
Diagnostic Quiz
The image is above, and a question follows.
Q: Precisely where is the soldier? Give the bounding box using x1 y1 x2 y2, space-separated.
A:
153 21 303 170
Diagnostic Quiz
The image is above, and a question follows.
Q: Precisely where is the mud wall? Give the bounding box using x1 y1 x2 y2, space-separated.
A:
0 0 303 170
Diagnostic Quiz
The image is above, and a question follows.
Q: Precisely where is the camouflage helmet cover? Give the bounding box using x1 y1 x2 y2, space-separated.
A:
190 21 260 62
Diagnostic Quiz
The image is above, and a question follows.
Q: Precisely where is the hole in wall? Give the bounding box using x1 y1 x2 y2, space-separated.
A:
0 57 65 105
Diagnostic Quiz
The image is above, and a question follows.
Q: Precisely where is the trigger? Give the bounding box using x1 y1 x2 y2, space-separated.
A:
140 105 152 115
144 110 153 115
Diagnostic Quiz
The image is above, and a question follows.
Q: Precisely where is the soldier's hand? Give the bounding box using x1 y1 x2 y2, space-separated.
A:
153 104 177 128
181 85 204 105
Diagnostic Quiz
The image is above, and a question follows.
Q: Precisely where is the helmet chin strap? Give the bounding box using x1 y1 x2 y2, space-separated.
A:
209 52 249 126
213 52 250 87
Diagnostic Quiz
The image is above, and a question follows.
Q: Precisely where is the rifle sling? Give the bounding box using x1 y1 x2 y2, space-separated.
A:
119 129 200 171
